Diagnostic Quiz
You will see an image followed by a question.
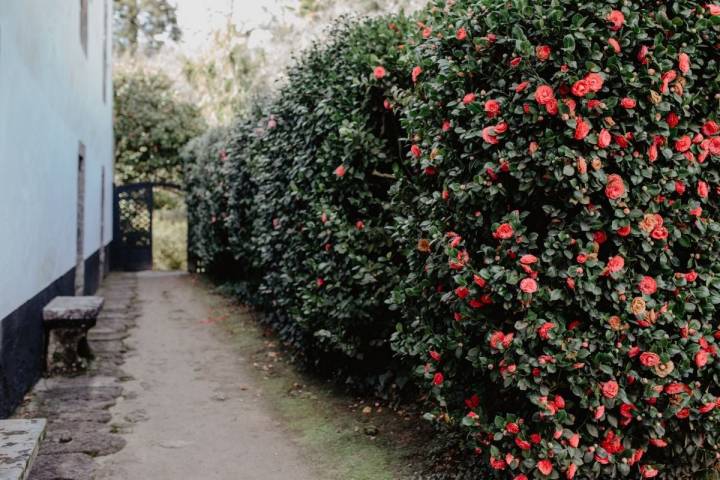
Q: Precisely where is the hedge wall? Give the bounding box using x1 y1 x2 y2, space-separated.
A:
185 1 720 477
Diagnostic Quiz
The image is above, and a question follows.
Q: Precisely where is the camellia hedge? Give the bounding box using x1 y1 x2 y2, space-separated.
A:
185 1 720 477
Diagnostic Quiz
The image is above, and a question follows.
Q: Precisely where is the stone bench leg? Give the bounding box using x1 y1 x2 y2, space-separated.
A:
46 327 94 374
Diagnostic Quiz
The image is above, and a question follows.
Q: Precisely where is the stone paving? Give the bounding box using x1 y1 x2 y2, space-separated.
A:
13 274 139 480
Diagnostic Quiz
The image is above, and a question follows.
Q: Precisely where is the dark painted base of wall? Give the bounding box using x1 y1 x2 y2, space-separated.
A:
0 246 109 418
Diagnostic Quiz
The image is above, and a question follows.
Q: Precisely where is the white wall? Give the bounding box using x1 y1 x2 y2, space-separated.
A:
0 0 114 319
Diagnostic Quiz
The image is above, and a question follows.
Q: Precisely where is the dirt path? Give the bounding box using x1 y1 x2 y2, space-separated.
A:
96 272 318 479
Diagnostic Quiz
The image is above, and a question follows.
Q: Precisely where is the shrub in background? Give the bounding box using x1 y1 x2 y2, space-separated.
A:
391 0 720 477
243 16 412 385
183 126 235 274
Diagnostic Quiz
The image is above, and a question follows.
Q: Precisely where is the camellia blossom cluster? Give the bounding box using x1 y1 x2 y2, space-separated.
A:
391 0 720 478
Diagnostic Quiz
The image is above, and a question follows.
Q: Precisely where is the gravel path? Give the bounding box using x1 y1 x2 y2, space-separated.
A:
21 272 320 480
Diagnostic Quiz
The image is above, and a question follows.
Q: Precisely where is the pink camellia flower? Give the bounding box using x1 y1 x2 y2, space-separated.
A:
585 73 604 92
686 271 698 282
606 255 625 274
374 66 386 79
520 254 538 264
571 79 590 97
601 380 619 399
455 27 467 41
494 223 514 239
316 277 325 287
695 350 709 368
598 129 612 148
520 278 538 294
607 10 625 30
534 85 555 105
429 350 441 361
640 465 659 478
595 405 605 419
536 44 551 61
463 92 477 105
638 276 657 295
566 463 577 479
575 117 591 140
608 37 621 53
621 97 636 109
640 352 661 367
706 4 720 15
410 144 422 158
334 165 346 177
698 180 709 198
537 459 553 476
675 135 692 152
482 126 499 145
484 99 501 118
679 52 691 74
411 66 422 83
442 119 452 132
355 220 365 230
605 174 626 200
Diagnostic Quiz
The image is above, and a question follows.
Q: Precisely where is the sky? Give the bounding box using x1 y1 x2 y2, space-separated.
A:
175 0 293 54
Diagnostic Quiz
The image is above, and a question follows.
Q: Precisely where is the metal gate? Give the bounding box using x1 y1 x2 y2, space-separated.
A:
111 182 182 271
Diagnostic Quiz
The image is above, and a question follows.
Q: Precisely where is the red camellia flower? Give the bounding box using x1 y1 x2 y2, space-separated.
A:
703 120 720 136
638 276 657 295
575 117 591 140
316 277 325 287
605 174 626 200
601 380 619 399
429 350 441 361
537 459 553 476
494 223 514 239
607 10 625 30
433 372 444 386
455 286 469 299
373 66 386 79
534 85 555 105
536 44 551 61
455 27 467 41
538 322 555 339
506 422 520 434
667 112 680 128
520 278 538 294
334 165 346 177
411 144 422 158
484 99 501 118
620 97 636 109
355 220 365 230
463 92 477 105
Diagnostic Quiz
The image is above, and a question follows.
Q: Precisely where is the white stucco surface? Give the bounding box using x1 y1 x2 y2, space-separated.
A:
0 0 114 319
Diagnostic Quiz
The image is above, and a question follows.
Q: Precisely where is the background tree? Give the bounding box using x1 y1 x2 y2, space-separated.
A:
114 0 182 56
181 23 266 126
114 65 205 184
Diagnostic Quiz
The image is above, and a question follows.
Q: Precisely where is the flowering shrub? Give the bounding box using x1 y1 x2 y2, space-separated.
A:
390 0 720 477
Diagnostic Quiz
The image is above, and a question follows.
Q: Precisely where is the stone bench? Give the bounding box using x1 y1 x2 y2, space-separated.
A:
0 419 46 480
43 296 104 374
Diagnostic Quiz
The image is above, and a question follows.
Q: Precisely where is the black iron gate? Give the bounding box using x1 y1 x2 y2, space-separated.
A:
111 182 182 271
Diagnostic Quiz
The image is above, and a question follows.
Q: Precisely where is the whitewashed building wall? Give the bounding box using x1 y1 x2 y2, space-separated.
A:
0 0 114 416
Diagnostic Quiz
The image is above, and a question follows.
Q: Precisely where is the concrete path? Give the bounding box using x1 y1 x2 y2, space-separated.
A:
95 272 318 479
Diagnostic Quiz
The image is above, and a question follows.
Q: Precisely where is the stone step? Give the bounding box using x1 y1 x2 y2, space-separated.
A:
0 419 47 480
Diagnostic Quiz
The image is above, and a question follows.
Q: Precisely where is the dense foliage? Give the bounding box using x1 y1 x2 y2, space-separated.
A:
185 1 720 477
186 17 411 383
115 67 205 184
